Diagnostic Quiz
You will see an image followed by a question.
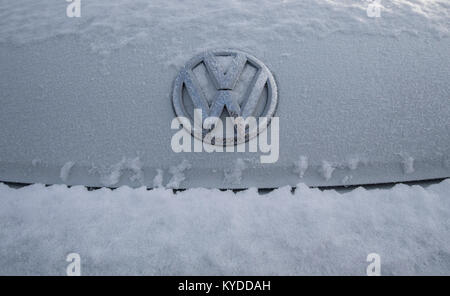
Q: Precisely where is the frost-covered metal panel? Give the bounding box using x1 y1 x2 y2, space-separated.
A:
0 0 449 188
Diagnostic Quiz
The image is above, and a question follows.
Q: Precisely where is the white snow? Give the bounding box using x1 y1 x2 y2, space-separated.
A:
166 159 191 188
153 169 164 188
319 160 335 181
342 175 353 184
293 156 309 178
32 159 42 167
99 157 144 187
346 157 361 171
0 0 447 64
0 179 449 275
401 154 415 174
60 161 75 182
224 158 247 185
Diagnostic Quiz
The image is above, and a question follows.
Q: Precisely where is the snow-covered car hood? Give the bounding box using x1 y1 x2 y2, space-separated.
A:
0 0 449 188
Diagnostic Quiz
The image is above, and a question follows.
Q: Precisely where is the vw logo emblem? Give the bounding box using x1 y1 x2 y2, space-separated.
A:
172 49 278 146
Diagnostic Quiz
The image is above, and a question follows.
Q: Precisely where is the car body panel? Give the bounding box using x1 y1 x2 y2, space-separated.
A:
0 1 449 188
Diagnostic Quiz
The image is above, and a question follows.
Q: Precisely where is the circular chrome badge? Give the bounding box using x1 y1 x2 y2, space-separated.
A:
172 49 278 146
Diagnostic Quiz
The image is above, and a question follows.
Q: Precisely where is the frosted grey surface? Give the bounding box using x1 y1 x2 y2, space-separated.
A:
0 0 449 188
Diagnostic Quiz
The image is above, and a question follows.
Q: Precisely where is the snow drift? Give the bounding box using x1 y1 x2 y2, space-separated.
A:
1 179 449 275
